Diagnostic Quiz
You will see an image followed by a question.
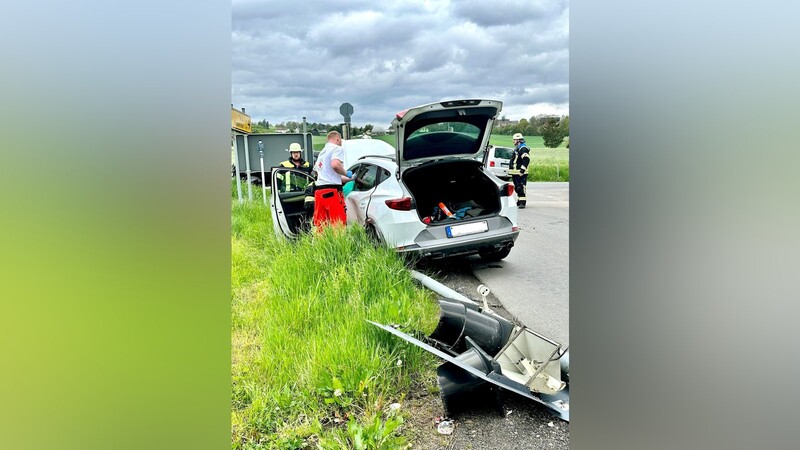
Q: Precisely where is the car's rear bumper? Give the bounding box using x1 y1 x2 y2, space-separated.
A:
397 216 520 259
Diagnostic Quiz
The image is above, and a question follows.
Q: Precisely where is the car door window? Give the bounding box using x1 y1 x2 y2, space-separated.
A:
353 164 378 192
275 168 311 193
376 167 391 186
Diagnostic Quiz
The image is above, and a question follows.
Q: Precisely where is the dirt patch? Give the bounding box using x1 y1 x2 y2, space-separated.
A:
403 383 453 450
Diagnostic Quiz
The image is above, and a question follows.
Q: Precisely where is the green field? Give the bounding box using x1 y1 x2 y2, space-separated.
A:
231 193 441 448
312 133 569 182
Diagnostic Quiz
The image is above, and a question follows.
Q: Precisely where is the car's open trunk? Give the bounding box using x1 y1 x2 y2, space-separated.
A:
402 159 501 222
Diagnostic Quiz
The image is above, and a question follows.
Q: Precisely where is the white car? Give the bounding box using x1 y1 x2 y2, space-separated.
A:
271 99 520 261
484 145 514 180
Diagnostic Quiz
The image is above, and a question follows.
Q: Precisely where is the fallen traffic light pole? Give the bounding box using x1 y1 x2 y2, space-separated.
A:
368 270 570 421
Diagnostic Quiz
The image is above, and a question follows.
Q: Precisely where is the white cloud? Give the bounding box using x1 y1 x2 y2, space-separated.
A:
232 0 568 128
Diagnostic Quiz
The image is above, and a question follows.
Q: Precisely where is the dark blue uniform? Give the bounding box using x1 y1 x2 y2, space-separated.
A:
510 141 530 208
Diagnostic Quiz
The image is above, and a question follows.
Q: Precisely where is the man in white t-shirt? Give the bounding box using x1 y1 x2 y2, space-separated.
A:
312 130 355 229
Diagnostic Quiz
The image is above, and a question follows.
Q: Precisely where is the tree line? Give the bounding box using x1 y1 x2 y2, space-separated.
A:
493 115 570 148
251 114 570 148
250 119 376 136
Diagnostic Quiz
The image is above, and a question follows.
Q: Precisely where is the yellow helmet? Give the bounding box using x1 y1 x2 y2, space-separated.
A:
288 143 302 152
512 133 524 140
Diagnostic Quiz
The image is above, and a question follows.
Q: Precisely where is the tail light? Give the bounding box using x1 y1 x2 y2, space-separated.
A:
385 197 413 211
500 183 514 197
489 161 495 167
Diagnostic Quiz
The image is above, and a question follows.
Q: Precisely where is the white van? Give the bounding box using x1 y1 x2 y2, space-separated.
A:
484 145 513 180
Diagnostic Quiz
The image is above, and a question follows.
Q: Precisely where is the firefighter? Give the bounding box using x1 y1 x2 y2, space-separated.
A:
277 142 311 192
509 132 530 208
281 142 311 173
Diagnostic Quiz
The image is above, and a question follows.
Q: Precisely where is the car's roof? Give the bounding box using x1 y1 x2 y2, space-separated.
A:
341 139 394 168
355 154 397 171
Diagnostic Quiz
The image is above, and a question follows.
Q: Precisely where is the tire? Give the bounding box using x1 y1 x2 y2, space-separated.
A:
365 223 382 244
478 246 511 262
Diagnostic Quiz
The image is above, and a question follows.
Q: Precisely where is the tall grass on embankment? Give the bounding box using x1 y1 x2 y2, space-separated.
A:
526 147 569 182
231 197 440 449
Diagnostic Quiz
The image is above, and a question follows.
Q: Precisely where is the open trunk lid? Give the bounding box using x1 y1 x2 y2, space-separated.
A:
392 99 502 175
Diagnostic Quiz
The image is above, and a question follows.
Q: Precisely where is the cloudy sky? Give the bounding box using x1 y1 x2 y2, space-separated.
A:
232 0 568 129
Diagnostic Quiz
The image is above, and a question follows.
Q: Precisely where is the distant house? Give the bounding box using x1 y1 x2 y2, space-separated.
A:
495 119 519 128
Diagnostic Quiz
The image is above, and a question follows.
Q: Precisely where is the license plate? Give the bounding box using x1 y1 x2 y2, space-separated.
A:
446 221 489 238
501 163 509 167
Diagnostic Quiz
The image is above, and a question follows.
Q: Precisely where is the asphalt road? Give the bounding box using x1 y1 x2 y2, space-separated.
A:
467 182 569 346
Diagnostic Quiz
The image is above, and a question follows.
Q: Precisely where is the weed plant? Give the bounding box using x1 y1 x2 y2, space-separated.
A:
231 197 440 449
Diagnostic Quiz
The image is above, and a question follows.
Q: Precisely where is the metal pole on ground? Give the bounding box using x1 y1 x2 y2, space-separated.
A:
233 134 243 203
409 270 478 306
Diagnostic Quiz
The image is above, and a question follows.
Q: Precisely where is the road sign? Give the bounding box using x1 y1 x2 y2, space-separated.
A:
340 102 354 123
231 107 251 133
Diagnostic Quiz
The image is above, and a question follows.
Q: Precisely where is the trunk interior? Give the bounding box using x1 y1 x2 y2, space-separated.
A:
402 159 501 222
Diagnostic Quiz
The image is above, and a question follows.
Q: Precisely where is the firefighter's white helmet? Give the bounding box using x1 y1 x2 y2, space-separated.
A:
512 133 524 140
288 143 302 152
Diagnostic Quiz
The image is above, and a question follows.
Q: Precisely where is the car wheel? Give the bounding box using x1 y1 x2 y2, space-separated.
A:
365 223 382 244
478 247 511 262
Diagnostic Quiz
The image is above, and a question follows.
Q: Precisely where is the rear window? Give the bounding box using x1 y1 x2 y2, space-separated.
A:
493 146 513 159
405 122 482 160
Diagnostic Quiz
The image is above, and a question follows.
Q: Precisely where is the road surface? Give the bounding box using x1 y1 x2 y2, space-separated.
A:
468 182 569 346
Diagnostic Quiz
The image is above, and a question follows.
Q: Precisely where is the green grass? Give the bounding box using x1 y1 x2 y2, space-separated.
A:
231 193 440 449
488 136 570 182
525 147 569 182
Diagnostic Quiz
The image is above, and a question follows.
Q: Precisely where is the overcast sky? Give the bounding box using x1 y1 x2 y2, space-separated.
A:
232 0 568 129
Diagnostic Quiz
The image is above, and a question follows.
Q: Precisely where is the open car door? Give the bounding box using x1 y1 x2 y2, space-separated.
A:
270 167 315 238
